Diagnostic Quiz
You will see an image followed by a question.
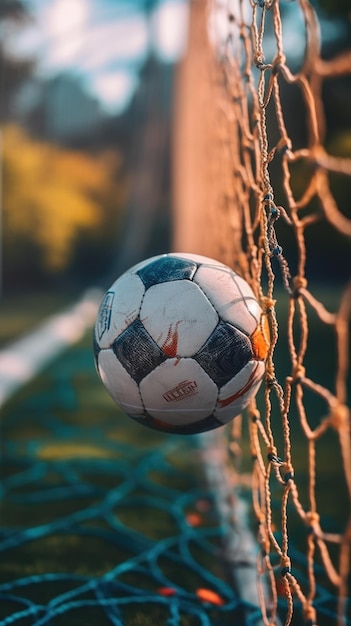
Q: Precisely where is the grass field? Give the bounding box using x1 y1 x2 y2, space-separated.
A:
0 291 76 349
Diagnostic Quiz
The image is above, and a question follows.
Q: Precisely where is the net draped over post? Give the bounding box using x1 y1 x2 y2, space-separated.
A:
173 1 351 624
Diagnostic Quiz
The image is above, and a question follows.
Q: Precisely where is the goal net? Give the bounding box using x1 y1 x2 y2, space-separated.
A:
173 1 351 624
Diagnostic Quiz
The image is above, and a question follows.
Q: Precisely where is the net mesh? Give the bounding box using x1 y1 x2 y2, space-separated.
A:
0 338 264 626
173 1 351 625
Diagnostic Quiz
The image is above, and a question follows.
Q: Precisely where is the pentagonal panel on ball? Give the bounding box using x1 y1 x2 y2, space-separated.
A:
112 320 167 385
195 321 253 386
194 265 261 336
141 280 218 357
137 256 197 290
140 358 218 425
96 274 145 349
98 349 144 416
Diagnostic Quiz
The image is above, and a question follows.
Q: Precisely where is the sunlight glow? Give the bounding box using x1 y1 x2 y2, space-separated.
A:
44 0 90 39
91 71 138 114
152 0 189 63
7 0 189 114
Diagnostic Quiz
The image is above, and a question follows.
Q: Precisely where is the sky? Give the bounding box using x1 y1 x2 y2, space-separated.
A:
6 0 346 116
7 0 189 114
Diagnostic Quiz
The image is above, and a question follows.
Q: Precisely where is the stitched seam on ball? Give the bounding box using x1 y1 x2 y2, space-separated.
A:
193 267 220 329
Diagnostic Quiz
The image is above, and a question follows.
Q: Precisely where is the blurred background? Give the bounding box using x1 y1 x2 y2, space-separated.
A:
0 0 350 306
0 0 189 302
0 4 350 624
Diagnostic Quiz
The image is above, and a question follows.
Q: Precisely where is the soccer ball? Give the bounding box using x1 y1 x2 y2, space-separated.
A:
93 253 269 435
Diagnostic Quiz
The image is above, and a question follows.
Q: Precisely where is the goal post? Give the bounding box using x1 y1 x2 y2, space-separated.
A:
172 0 246 272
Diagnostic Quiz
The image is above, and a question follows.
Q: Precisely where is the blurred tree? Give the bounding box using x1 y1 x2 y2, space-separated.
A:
0 0 35 120
3 125 126 290
0 0 28 20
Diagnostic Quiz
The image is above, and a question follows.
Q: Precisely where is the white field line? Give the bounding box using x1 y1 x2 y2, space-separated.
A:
198 429 277 626
0 288 103 409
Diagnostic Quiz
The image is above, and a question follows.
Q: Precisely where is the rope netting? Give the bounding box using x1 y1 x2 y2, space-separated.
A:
173 0 351 624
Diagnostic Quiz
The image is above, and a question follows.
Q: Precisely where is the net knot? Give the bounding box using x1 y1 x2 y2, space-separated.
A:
292 364 305 383
254 51 265 67
281 462 294 483
266 369 276 387
267 201 280 221
267 447 283 464
328 404 350 431
305 511 320 533
273 53 286 69
292 275 308 295
280 556 291 576
251 409 261 423
272 244 283 256
303 604 317 625
263 192 274 202
261 295 276 312
277 136 292 155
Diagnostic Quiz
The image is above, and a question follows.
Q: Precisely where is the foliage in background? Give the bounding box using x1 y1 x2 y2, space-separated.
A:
3 125 127 291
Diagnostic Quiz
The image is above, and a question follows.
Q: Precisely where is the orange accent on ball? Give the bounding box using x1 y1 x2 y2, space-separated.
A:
162 321 182 357
218 363 262 409
251 315 270 360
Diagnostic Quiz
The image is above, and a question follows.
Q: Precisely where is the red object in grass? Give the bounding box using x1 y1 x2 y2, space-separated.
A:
157 586 177 597
196 588 225 606
185 512 203 527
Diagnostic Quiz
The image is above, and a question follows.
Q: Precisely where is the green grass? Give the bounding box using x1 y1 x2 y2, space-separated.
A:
0 290 77 348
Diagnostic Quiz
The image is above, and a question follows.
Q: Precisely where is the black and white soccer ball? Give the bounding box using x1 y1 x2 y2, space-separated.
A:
93 253 269 435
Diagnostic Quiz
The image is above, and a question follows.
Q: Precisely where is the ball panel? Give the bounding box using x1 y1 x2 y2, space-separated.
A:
232 274 262 328
113 319 167 385
141 281 219 357
137 256 197 290
195 321 253 386
97 349 144 416
214 360 265 423
139 358 218 425
95 274 145 349
193 265 260 335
